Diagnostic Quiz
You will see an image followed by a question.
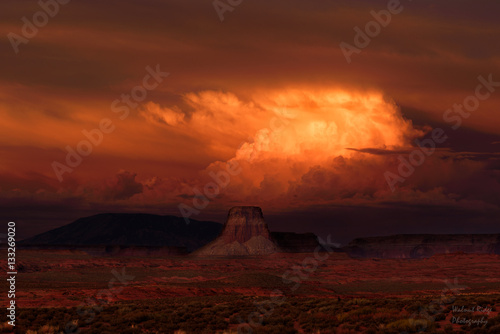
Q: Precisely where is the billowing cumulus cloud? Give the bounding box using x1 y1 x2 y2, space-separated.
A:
140 90 270 157
164 88 421 207
161 88 498 214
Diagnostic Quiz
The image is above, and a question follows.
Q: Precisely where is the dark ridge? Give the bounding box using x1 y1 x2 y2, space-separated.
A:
19 213 223 252
342 233 500 258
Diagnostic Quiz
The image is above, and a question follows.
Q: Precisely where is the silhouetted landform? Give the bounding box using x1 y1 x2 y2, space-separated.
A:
343 233 500 258
195 206 279 256
271 232 322 253
19 210 325 256
20 213 223 252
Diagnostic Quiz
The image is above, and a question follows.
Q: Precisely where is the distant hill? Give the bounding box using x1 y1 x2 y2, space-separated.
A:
342 233 500 258
19 211 326 256
20 213 223 252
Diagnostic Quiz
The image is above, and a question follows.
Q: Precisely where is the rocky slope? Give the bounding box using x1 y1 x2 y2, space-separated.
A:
194 206 279 256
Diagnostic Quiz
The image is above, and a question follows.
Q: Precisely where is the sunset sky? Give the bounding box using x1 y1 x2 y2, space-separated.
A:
2 0 499 243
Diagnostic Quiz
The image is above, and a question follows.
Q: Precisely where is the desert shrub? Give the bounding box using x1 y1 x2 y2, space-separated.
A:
298 310 339 332
406 302 425 313
370 308 402 325
228 314 243 325
352 306 375 316
346 298 371 306
337 311 350 323
386 318 435 333
443 324 454 333
0 322 15 334
37 324 60 333
121 327 142 334
123 310 152 324
141 319 156 330
254 324 297 334
363 329 377 334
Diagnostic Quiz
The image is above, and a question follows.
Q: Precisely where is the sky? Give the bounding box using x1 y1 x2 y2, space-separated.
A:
1 0 499 243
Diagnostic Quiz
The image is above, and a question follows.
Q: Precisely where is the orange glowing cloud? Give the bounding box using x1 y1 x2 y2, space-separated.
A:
159 88 427 209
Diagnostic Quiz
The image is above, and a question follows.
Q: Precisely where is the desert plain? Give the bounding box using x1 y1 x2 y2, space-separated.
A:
2 250 500 333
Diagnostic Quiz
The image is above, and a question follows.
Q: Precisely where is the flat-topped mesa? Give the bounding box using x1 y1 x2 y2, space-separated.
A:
195 206 279 256
220 206 271 244
343 234 500 258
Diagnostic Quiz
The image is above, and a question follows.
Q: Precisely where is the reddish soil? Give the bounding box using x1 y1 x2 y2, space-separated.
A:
2 250 500 309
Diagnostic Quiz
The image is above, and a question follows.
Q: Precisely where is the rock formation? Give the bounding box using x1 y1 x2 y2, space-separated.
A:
195 206 279 256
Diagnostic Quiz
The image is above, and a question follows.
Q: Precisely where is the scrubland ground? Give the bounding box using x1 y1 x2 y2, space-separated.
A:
1 251 500 333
